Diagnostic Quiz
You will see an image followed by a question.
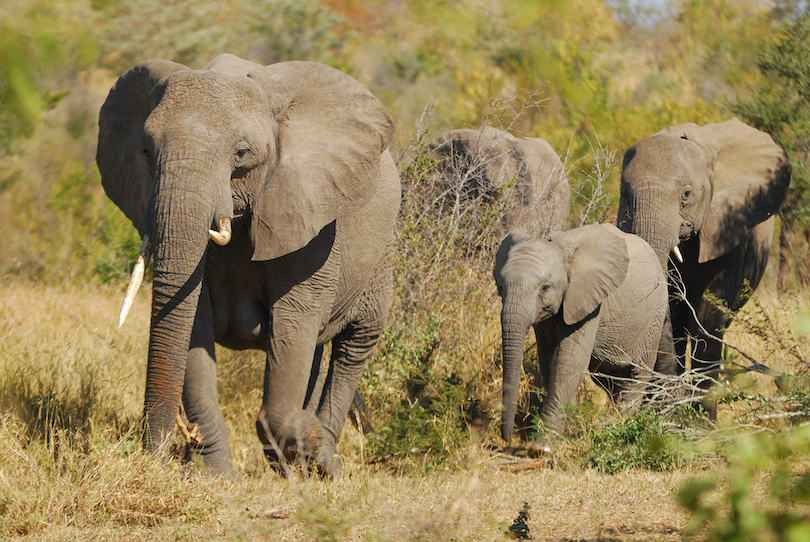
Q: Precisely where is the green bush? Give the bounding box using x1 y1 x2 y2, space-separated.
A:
364 317 487 472
588 409 698 474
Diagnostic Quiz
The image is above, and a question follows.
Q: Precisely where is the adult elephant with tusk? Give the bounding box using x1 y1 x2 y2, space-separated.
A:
618 118 791 413
97 53 400 478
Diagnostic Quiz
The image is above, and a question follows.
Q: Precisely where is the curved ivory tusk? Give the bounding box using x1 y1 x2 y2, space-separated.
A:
119 235 151 327
672 245 683 263
209 217 232 246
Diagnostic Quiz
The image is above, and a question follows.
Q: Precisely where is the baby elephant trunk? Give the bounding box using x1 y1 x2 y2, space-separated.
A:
500 291 535 441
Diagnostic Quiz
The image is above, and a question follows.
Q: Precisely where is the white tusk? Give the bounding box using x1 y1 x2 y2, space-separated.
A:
672 245 683 263
119 235 151 327
209 217 232 246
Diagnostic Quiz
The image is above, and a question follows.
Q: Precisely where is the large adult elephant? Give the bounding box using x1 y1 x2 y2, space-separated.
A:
433 127 570 237
494 223 668 449
97 53 400 478
617 118 791 402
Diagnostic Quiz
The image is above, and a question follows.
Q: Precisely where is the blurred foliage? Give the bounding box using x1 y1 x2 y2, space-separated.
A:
678 425 810 542
98 0 344 72
0 0 98 152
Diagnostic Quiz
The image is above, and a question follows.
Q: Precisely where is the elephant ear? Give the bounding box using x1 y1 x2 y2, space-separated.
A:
247 61 395 260
97 59 190 236
666 118 791 263
552 224 629 325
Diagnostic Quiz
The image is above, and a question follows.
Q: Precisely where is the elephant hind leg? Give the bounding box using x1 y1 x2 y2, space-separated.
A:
315 279 391 476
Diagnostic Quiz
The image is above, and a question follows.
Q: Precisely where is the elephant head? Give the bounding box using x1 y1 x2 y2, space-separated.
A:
97 54 394 452
433 127 570 236
493 224 629 440
617 118 791 269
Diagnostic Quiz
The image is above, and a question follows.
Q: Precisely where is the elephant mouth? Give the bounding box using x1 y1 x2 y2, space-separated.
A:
678 221 693 240
117 216 233 327
669 221 697 263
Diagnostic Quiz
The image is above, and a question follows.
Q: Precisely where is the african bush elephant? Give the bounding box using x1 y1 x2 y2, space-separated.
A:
494 223 668 446
433 127 570 237
96 53 400 478
617 118 791 405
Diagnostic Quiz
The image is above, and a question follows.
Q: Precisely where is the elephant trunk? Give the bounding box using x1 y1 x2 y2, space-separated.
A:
142 157 226 452
619 186 681 375
619 187 679 270
500 287 535 441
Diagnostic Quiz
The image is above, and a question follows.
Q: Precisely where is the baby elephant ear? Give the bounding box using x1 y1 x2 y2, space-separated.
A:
248 61 395 260
553 224 629 325
97 59 190 236
677 118 791 263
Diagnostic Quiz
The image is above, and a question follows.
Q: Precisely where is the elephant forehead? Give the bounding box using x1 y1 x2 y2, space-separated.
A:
148 71 267 129
624 134 707 186
500 243 563 281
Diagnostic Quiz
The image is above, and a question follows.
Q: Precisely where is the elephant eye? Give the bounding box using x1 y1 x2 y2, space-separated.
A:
235 147 249 159
680 187 693 203
540 283 551 295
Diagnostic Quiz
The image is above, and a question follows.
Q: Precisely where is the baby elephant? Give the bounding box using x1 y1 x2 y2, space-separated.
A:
494 223 668 446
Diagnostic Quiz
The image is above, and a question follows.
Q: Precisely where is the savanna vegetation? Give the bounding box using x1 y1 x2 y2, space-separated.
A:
1 1 810 540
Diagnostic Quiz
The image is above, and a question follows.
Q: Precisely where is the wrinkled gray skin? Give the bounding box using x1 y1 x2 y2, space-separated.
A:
97 54 400 478
433 127 570 237
618 118 791 410
494 223 667 443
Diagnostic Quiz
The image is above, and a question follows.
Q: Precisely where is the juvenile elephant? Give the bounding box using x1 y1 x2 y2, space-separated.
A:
433 127 570 237
618 118 791 402
97 54 400 478
494 223 668 444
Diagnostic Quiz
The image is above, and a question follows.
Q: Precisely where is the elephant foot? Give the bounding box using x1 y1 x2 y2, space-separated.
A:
527 438 553 458
256 411 342 478
313 443 343 479
197 451 237 482
262 443 342 479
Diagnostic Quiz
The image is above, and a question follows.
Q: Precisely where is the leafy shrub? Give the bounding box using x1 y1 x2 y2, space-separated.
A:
364 317 488 472
588 409 698 474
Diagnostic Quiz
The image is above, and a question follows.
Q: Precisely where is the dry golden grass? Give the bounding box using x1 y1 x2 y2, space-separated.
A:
1 278 808 540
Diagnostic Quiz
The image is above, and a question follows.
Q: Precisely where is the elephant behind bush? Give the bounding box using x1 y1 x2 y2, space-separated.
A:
432 127 570 238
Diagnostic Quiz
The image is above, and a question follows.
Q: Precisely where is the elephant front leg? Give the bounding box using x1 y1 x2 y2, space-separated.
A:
689 298 727 420
184 288 234 478
317 276 391 476
539 312 601 432
256 309 324 471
